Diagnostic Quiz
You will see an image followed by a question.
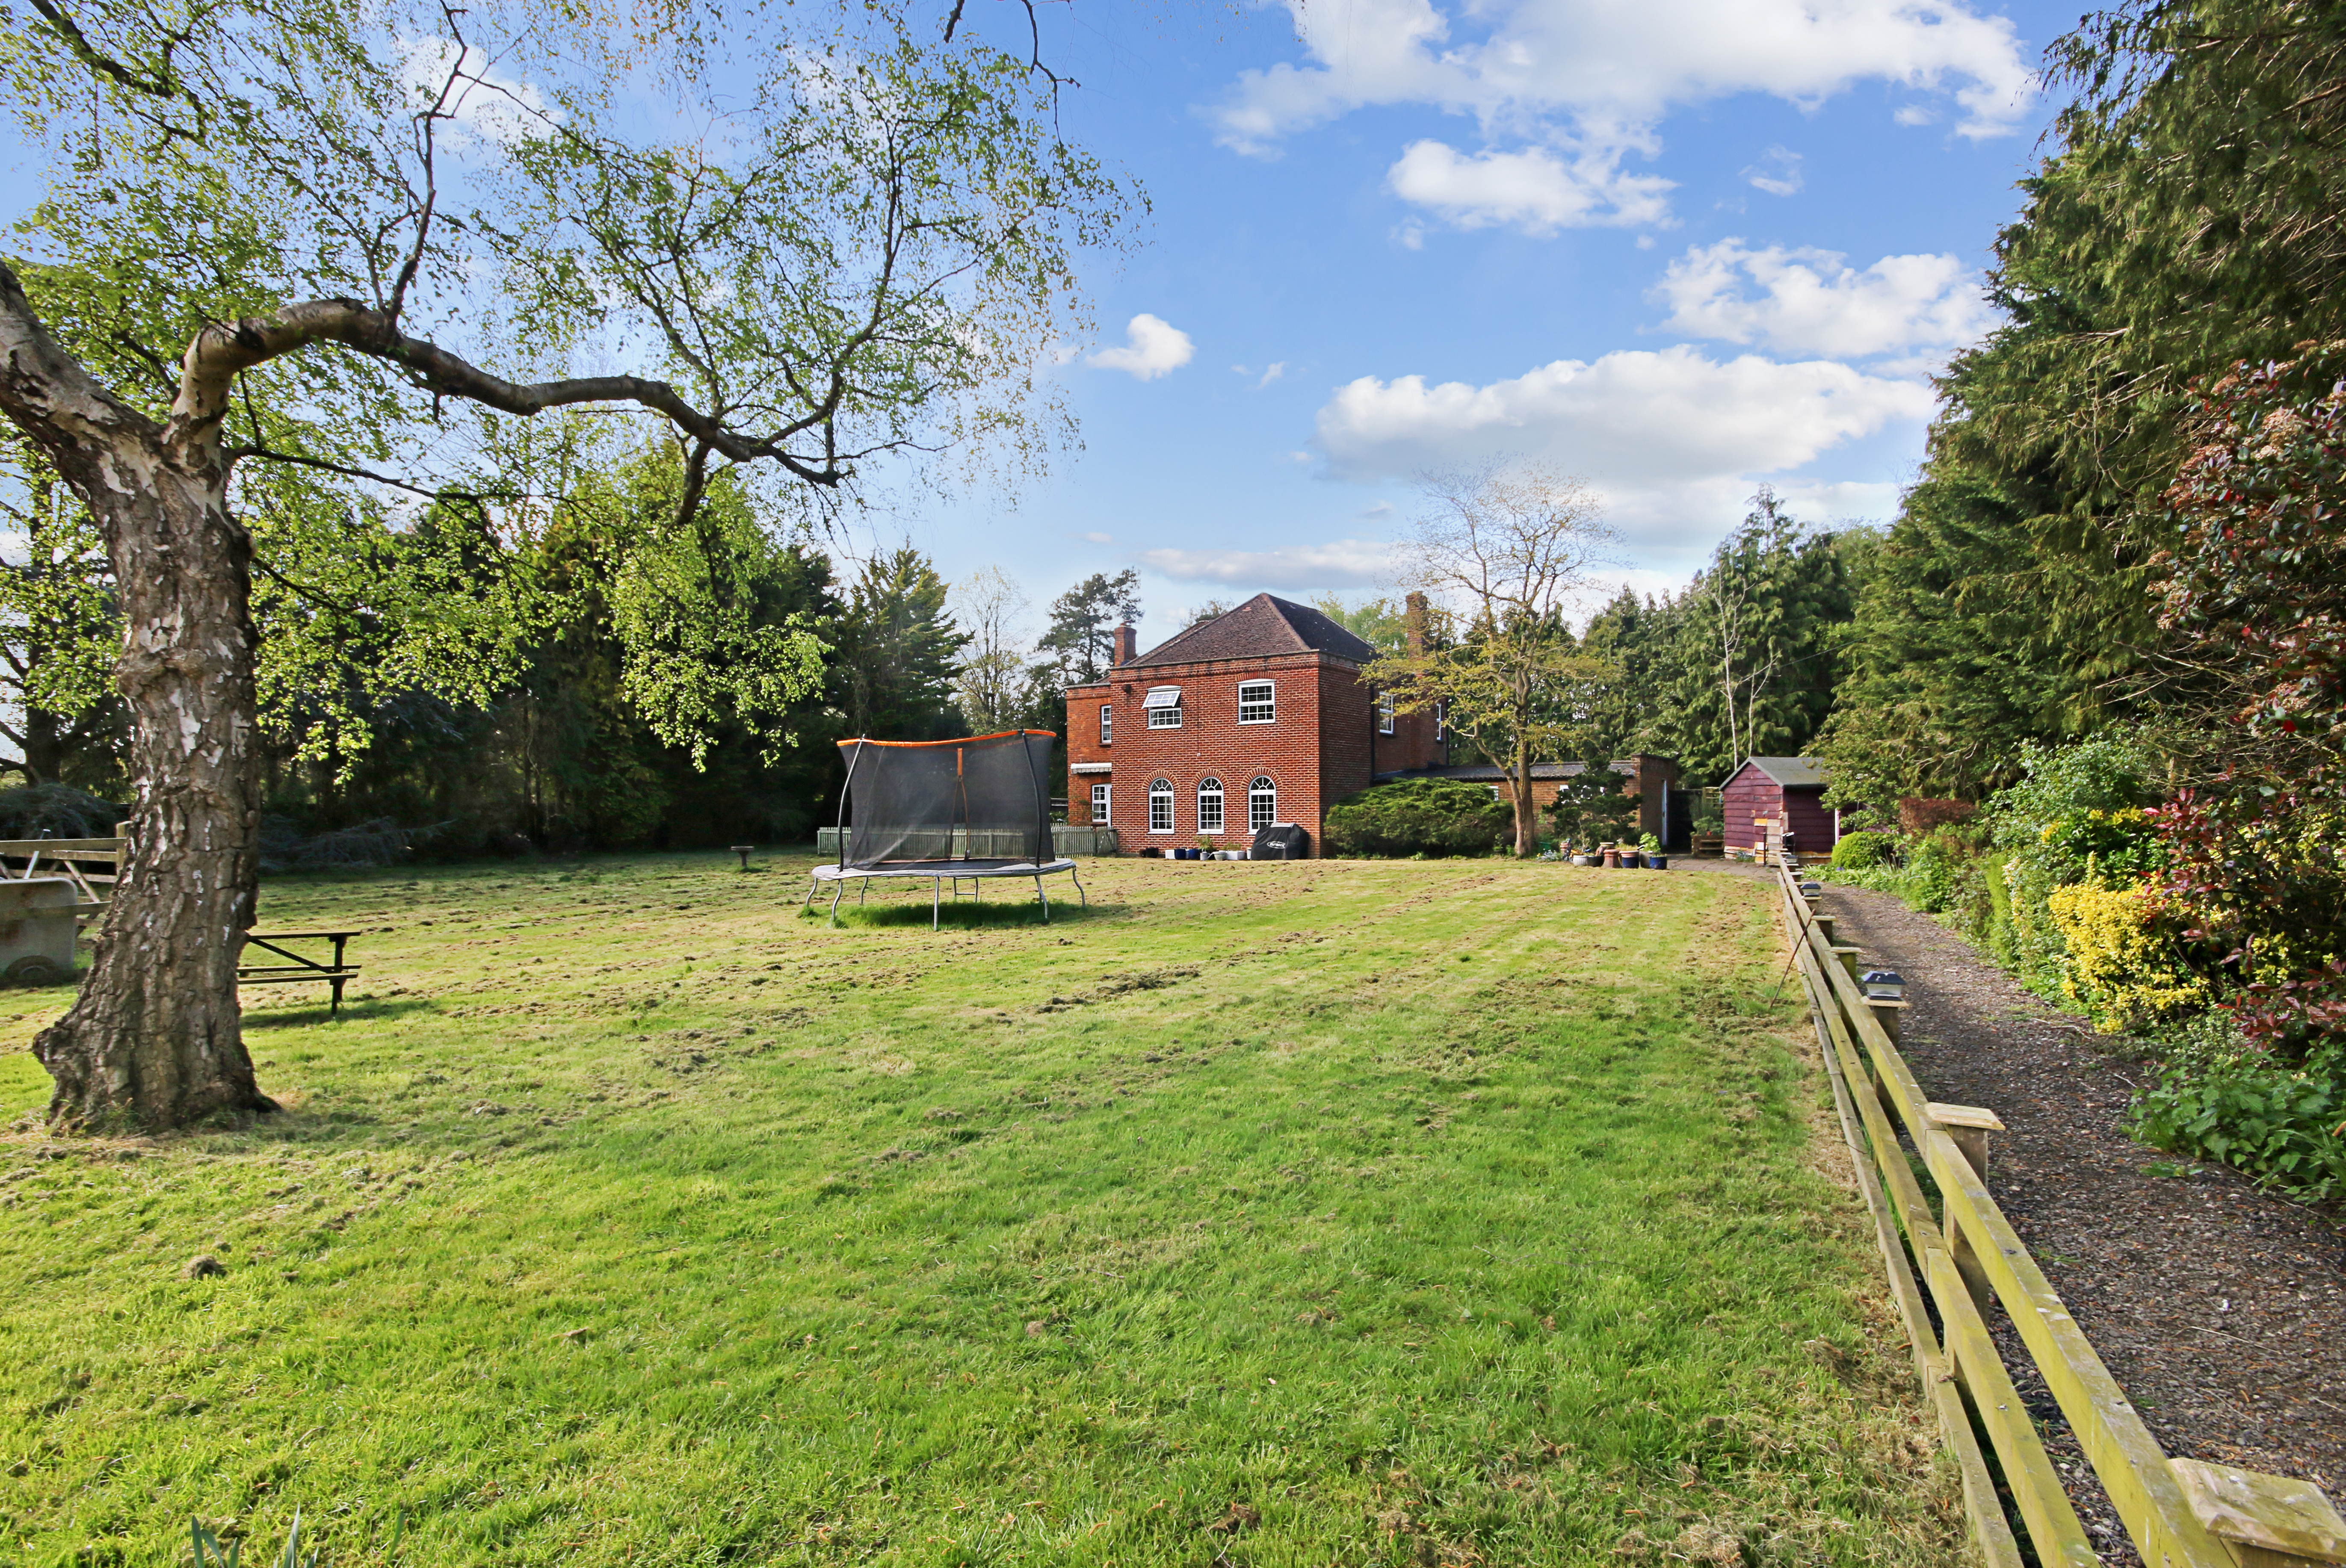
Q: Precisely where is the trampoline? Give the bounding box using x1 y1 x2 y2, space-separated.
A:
805 729 1086 929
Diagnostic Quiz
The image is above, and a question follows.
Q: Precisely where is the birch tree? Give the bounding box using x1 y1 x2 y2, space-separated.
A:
0 0 1124 1130
1367 467 1617 857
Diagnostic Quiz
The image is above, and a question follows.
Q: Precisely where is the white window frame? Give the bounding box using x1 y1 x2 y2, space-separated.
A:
1148 778 1174 834
1248 776 1277 831
1237 680 1275 724
1147 704 1182 729
1196 777 1225 834
1099 704 1112 746
1090 783 1111 824
1377 691 1396 735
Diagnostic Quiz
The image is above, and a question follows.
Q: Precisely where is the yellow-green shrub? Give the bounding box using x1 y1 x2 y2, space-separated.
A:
2045 880 2210 1032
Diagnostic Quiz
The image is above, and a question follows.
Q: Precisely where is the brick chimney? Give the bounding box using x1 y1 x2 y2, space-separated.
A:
1111 623 1138 667
1404 591 1428 655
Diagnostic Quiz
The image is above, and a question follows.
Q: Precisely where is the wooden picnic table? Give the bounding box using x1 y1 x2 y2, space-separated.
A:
239 929 362 1016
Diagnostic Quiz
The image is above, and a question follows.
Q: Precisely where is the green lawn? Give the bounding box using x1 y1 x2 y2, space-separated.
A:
0 853 1958 1568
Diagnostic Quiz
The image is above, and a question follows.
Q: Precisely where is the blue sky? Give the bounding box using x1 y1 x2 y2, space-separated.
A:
891 0 2073 648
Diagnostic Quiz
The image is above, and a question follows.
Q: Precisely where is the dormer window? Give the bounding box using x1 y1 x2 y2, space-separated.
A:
1145 685 1183 728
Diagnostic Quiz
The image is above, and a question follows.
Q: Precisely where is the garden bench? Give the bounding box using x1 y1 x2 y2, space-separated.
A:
238 929 362 1016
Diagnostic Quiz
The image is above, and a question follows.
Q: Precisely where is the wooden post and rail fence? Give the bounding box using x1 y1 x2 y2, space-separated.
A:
1773 856 2346 1568
0 829 360 1010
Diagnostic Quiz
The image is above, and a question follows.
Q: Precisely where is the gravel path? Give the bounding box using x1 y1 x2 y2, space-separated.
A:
1816 880 2345 1559
1674 858 2345 1559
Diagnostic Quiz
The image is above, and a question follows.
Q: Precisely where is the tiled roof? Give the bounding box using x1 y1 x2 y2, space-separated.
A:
1739 756 1828 789
1125 593 1377 668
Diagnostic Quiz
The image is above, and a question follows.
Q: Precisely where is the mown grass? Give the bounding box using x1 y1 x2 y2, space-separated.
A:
0 853 1958 1568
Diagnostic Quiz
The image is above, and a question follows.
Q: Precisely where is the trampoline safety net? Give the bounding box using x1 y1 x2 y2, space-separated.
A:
836 730 1058 868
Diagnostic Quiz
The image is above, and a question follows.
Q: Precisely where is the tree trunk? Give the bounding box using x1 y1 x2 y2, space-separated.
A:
28 442 268 1130
1512 735 1537 857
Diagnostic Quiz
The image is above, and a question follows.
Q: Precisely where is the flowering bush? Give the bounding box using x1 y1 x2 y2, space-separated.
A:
2044 880 2210 1031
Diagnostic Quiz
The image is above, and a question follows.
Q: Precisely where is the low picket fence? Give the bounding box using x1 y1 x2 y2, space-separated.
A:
1772 860 2345 1568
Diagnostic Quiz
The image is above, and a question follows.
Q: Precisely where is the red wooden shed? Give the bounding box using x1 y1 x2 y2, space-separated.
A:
1722 756 1835 857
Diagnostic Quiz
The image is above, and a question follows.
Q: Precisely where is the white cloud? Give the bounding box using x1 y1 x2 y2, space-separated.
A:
1138 539 1400 590
1257 362 1288 388
1214 0 2030 153
398 36 553 147
1209 0 2031 232
1742 146 1803 197
1653 239 1997 360
1387 141 1674 232
1310 345 1931 546
1082 531 1115 543
1089 314 1196 380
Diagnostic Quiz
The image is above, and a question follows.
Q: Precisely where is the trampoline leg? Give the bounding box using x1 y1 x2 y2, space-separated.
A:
859 879 869 906
1071 867 1088 909
933 877 941 931
1037 876 1050 924
828 880 846 927
801 878 817 912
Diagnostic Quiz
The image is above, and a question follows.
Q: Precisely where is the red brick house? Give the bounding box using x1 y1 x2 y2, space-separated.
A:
1064 593 1445 856
1722 756 1837 857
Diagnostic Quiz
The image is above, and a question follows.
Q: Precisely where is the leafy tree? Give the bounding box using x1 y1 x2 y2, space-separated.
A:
836 546 967 741
1181 598 1238 628
1032 569 1141 686
1310 593 1412 655
0 0 1124 1129
1577 585 1684 761
0 441 123 791
1667 490 1858 783
951 566 1031 732
1366 467 1618 857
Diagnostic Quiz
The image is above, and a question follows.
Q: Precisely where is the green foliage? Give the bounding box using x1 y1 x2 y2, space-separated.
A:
1816 0 2346 811
192 1509 324 1568
1548 767 1639 849
1576 492 1864 786
1828 831 1897 871
1031 570 1140 688
1321 778 1512 858
0 781 121 838
1308 593 1411 655
834 546 967 743
1813 474 2094 812
2132 1016 2346 1201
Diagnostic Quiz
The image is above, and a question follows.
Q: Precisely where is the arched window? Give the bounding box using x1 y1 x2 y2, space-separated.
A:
1196 777 1225 834
1148 778 1174 834
1248 776 1277 831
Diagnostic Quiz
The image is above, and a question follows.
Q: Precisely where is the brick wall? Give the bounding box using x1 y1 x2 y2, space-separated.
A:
1064 651 1359 856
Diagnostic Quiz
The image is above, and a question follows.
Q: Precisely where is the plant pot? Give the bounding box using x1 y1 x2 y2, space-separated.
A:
1648 854 1669 870
1570 854 1590 866
1600 848 1621 868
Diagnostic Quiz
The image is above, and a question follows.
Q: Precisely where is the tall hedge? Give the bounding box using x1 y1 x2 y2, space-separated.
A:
1321 779 1512 858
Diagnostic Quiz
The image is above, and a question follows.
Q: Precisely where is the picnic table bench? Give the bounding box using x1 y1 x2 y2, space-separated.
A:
239 930 362 1016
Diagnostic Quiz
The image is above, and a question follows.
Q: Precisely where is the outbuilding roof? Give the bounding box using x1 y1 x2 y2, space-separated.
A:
1732 756 1829 789
1125 593 1377 668
1375 761 1630 785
